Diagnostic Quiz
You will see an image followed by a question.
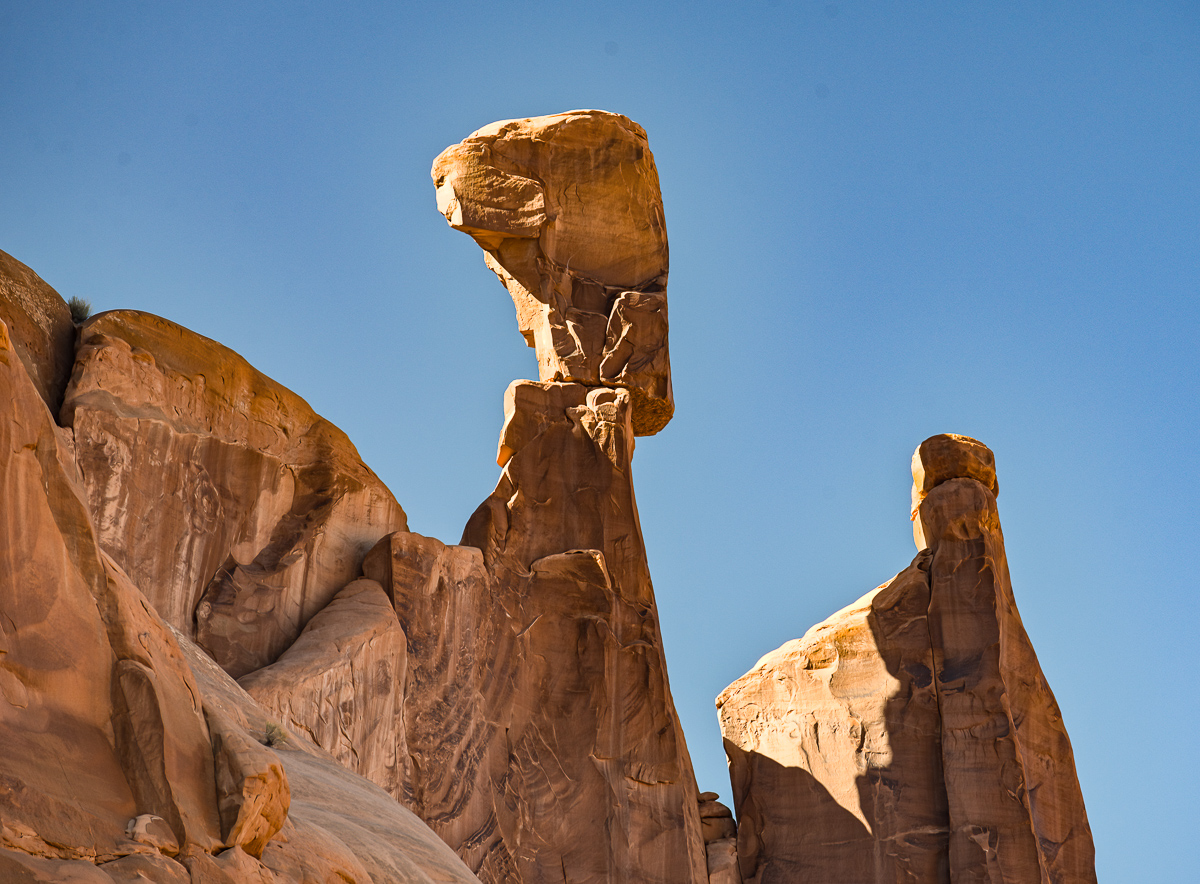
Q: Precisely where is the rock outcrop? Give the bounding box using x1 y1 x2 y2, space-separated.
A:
418 113 706 884
0 109 1097 884
61 310 408 677
717 434 1096 884
432 110 672 435
0 261 482 883
0 248 76 413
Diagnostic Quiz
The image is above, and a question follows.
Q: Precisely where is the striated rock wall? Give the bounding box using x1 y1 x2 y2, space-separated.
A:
718 434 1096 884
0 260 482 883
61 310 408 677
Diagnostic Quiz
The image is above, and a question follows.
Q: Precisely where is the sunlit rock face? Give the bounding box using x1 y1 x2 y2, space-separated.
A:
60 310 408 677
419 113 707 884
0 290 479 883
432 110 673 435
0 248 76 414
718 435 1096 884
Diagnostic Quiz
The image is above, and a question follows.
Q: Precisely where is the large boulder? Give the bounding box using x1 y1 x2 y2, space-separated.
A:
432 111 673 435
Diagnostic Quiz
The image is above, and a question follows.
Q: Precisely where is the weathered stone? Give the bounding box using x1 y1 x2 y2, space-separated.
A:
369 377 705 884
180 632 481 884
100 853 190 884
61 310 408 677
239 578 410 801
718 556 947 884
1 307 481 882
718 435 1095 884
0 315 221 863
433 111 673 435
205 706 289 859
910 432 997 547
706 838 743 884
0 248 76 414
0 847 116 883
918 465 1094 882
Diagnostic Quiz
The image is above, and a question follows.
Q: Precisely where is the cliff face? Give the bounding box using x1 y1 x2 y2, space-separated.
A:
717 434 1096 884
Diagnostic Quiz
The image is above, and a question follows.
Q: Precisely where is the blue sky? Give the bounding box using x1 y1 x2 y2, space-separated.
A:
3 3 1197 879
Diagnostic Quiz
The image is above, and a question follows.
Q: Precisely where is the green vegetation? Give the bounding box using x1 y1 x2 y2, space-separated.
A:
263 722 289 748
67 296 91 323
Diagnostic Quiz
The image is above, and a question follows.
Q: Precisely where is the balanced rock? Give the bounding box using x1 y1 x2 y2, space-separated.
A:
61 310 408 677
432 110 673 435
718 434 1095 884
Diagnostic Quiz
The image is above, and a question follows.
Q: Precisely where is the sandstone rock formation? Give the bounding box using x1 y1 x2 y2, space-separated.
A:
718 434 1096 884
61 310 408 677
432 110 672 435
0 109 1098 884
0 248 76 414
0 260 482 883
239 577 411 801
416 114 706 884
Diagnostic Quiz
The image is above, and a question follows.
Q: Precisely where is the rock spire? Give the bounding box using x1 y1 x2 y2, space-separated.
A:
717 434 1096 884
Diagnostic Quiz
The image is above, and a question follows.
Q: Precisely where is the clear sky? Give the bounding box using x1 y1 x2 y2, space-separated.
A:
3 3 1196 879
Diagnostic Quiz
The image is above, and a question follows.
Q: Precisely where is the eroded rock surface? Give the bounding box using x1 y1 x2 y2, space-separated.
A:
718 435 1095 884
0 248 76 413
0 300 484 883
432 110 673 435
61 310 408 677
239 578 411 801
362 387 708 884
0 314 222 865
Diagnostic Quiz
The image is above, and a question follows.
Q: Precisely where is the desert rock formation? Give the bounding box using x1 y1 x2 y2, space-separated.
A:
432 110 672 435
61 310 408 677
418 112 706 884
0 294 481 882
0 109 1096 884
717 434 1096 884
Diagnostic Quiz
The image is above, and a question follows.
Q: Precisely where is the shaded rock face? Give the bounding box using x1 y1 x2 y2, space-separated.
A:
718 435 1095 884
61 310 408 677
0 248 76 414
432 110 673 435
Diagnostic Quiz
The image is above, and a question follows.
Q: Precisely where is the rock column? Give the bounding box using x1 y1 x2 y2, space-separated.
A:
402 110 707 884
718 434 1095 883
